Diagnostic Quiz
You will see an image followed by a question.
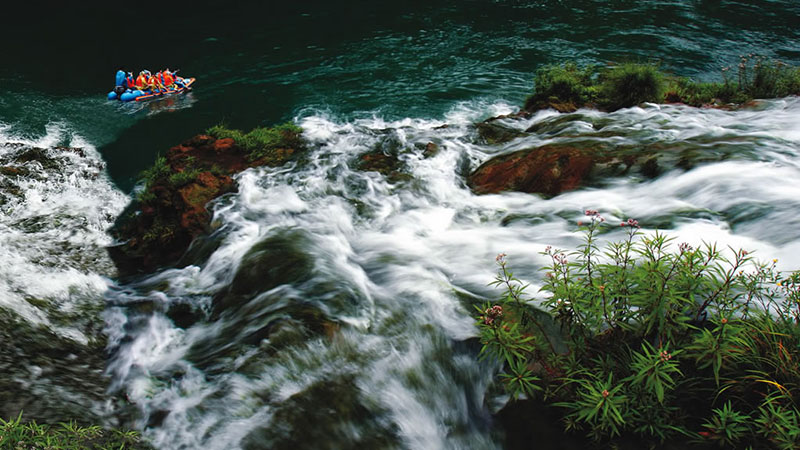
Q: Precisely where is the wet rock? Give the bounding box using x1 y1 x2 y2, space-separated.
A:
216 230 315 310
475 120 527 145
423 142 439 158
356 150 410 182
0 309 111 425
467 137 743 196
468 145 595 196
0 165 29 177
240 376 398 450
108 133 303 276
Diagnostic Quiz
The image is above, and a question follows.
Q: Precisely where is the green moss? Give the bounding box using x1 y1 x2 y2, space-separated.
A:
168 167 203 188
136 156 170 203
206 122 304 162
141 217 176 244
140 156 170 186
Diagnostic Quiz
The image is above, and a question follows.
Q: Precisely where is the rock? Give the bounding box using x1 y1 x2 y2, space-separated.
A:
475 121 527 145
423 142 439 158
467 137 741 196
212 230 315 316
240 376 397 450
108 133 302 276
356 150 410 182
468 145 595 196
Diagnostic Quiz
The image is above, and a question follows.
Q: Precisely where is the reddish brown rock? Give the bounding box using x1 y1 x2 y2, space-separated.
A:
468 145 595 196
109 134 300 276
356 150 410 182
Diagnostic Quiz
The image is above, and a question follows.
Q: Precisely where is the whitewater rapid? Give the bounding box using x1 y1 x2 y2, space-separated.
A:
0 123 128 422
97 98 800 449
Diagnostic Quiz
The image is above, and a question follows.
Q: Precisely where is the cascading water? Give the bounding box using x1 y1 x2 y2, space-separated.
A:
101 97 800 449
0 123 128 422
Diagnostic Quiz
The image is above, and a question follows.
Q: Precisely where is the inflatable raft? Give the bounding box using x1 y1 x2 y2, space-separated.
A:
108 77 196 102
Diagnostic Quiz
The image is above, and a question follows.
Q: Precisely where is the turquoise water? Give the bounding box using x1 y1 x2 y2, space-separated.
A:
2 1 799 189
2 2 800 449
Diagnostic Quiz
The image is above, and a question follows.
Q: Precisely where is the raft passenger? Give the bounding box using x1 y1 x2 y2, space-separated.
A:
114 67 127 95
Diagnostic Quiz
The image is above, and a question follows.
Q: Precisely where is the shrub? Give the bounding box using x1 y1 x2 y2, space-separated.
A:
524 62 598 111
597 63 665 110
478 209 800 447
525 58 800 112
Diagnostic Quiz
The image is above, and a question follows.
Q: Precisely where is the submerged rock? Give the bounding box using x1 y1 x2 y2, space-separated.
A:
468 144 595 196
109 130 303 276
466 140 728 196
356 149 411 182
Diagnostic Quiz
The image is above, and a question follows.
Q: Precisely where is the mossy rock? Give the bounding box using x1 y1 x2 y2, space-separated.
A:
240 376 398 450
356 150 411 183
475 121 527 145
212 229 315 316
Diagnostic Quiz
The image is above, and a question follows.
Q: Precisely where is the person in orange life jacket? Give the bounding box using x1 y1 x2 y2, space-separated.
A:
135 71 149 90
160 69 175 89
150 71 166 93
166 69 189 90
139 70 162 93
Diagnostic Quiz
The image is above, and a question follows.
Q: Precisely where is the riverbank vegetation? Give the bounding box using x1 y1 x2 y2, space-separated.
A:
479 210 800 448
0 412 151 449
524 56 800 112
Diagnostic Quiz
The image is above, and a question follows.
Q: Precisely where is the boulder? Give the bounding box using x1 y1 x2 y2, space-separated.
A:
468 145 595 196
108 134 301 276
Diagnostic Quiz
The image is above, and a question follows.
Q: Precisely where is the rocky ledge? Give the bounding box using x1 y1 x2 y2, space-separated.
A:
108 124 303 276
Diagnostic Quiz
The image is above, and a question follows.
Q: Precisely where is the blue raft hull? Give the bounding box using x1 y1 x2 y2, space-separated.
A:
107 77 195 102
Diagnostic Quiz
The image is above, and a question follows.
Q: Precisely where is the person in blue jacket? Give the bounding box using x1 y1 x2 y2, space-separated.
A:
114 68 127 95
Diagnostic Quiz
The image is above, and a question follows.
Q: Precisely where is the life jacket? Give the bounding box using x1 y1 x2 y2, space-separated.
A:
126 75 135 89
135 74 147 89
162 72 174 86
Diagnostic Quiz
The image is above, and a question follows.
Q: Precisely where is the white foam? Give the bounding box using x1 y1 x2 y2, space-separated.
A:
0 123 128 340
107 97 800 449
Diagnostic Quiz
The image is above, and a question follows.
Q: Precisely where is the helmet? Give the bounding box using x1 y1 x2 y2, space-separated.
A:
144 70 151 76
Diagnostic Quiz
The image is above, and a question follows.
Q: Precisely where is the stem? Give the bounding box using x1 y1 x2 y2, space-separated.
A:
694 253 745 323
501 262 558 355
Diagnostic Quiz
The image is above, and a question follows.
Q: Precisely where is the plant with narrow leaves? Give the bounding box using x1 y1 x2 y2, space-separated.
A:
557 372 628 438
625 341 683 404
686 317 743 386
499 357 542 399
475 303 536 366
478 208 800 447
700 401 751 447
754 395 800 450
